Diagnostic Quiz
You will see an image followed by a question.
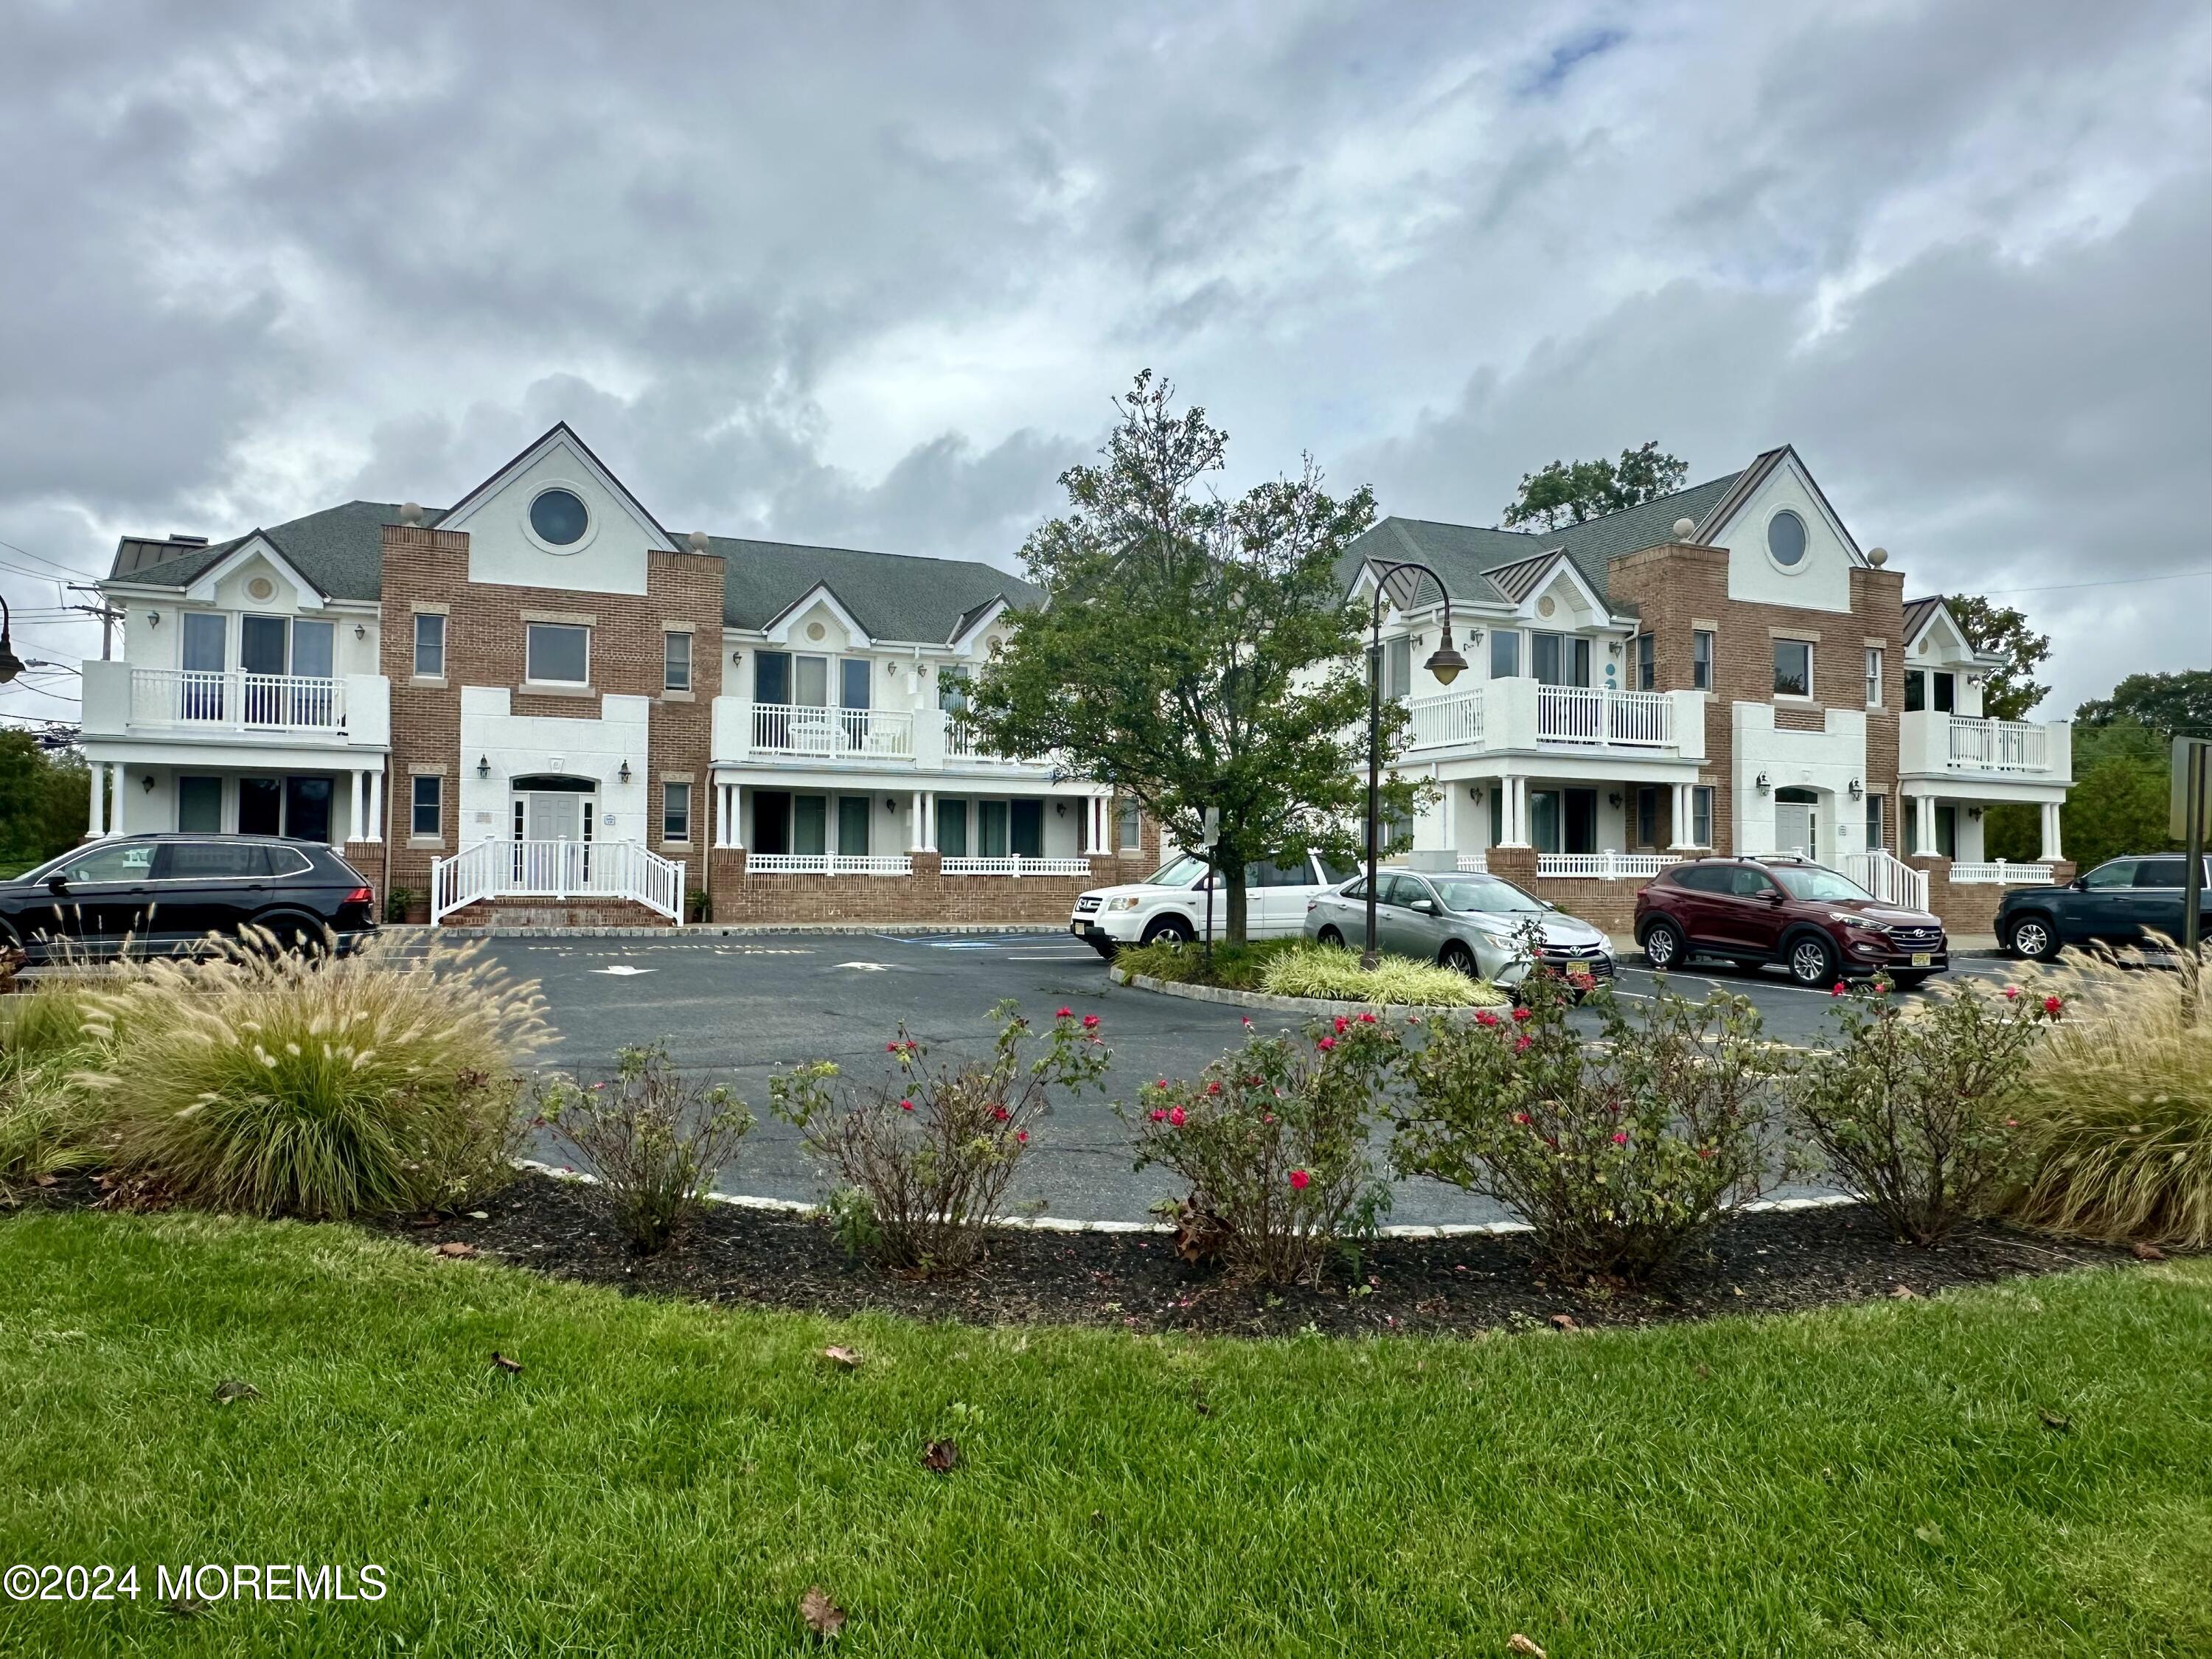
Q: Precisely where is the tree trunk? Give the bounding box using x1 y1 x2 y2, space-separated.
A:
1222 853 1248 946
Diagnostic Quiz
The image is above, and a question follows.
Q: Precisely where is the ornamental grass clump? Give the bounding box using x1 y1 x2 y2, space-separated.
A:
0 980 112 1198
1395 968 1786 1283
771 1001 1110 1274
1790 977 2059 1247
2004 956 2212 1248
535 1043 754 1253
92 936 547 1220
1123 1012 1402 1284
1259 942 1486 1007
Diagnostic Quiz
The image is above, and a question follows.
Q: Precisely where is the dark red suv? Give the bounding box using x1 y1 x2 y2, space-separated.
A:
1633 855 1947 989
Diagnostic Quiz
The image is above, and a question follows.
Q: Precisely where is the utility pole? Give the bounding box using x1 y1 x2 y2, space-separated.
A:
2177 735 2209 1025
67 586 121 658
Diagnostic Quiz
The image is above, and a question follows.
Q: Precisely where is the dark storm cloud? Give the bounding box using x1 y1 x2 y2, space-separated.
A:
1 0 2206 718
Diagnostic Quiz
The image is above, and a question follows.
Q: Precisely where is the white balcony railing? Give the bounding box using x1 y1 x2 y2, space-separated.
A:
941 856 1093 877
746 854 914 876
1949 860 2056 886
1408 691 1484 750
430 839 685 924
1946 716 2048 773
1456 852 1489 874
751 705 914 761
129 667 344 732
1537 685 1674 747
1535 851 1671 880
1836 849 1931 910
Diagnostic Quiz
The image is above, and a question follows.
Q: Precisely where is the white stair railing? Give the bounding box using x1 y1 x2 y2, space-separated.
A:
431 839 686 923
1835 849 1930 910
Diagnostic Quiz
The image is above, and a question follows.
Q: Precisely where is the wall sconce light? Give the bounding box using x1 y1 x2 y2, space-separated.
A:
142 773 156 793
354 623 366 639
476 756 491 779
147 611 161 627
1848 778 1864 800
1968 804 1983 821
1607 792 1622 809
885 663 897 678
1467 626 1484 644
618 761 633 785
731 649 743 666
1469 785 1484 803
1054 801 1067 817
885 798 897 813
1755 772 1771 794
1607 641 1622 656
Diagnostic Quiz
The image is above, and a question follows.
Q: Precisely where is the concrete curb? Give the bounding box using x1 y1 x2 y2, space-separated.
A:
1107 965 1513 1020
399 922 1069 940
512 1159 1859 1238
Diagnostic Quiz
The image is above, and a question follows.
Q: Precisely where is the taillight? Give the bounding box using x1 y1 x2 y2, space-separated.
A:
343 886 373 905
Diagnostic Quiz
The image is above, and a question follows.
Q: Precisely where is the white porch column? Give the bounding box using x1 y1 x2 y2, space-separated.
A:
1501 776 1531 847
1916 794 1938 855
349 771 364 842
1669 783 1689 849
909 790 925 852
2041 800 2062 862
368 769 383 841
925 791 940 852
1440 771 1458 855
88 760 105 838
105 764 123 835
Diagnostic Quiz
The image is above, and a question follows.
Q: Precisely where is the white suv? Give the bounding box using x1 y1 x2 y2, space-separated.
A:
1071 852 1351 957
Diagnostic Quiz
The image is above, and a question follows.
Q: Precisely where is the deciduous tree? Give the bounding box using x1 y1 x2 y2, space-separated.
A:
1941 595 2051 722
1501 442 1688 532
967 372 1419 945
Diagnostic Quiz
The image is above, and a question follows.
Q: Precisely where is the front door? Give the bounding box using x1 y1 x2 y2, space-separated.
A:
1563 789 1598 855
527 792 582 843
285 776 333 844
1775 790 1818 860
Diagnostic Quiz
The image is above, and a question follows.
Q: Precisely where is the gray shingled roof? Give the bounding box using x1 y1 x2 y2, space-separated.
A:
108 500 1037 643
1338 469 1746 616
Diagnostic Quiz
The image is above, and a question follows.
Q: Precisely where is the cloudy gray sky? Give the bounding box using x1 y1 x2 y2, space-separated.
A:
3 0 2207 721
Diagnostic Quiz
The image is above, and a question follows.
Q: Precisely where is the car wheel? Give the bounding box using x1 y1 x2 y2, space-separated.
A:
2006 914 2062 961
1439 939 1477 977
1315 925 1346 948
1140 914 1194 947
1786 932 1839 988
1641 918 1686 970
249 911 333 960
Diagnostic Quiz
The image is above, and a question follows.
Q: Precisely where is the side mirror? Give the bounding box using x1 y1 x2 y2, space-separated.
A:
1762 888 1784 904
45 874 69 894
1411 897 1436 915
2070 877 2087 891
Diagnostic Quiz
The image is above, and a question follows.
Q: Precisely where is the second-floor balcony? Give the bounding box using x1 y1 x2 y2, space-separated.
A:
1405 681 1704 761
713 698 1055 772
751 704 915 760
79 660 390 750
1900 710 2070 780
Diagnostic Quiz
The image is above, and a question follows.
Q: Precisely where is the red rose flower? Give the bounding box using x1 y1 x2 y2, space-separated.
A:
1476 1009 1500 1028
1511 1006 1532 1023
992 1105 1009 1121
1057 1006 1072 1019
2003 985 2021 1001
1168 1107 1186 1127
1512 1112 1530 1125
2043 995 2063 1016
1317 1036 1338 1051
1082 1014 1100 1030
1150 1109 1167 1122
1288 1169 1311 1192
1206 1080 1222 1096
1514 1034 1532 1053
1610 1131 1628 1145
1832 982 1846 997
1333 1016 1349 1034
899 1098 915 1112
1015 1130 1029 1144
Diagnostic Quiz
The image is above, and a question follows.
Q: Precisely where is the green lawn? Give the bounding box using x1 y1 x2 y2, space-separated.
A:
4 1211 2211 1655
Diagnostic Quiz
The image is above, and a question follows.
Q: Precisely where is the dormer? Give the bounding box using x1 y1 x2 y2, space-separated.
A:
437 423 677 597
1693 447 1865 615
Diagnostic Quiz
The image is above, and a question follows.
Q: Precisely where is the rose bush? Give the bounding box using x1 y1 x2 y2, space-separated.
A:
1121 1012 1402 1284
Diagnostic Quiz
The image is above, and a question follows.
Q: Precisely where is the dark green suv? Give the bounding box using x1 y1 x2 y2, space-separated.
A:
1997 855 2212 960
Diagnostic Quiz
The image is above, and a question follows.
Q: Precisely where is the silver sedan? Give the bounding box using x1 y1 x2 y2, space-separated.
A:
1303 867 1616 989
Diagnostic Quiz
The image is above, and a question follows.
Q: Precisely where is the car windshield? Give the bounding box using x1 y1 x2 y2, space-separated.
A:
1432 875 1545 914
1145 855 1209 887
1770 865 1876 903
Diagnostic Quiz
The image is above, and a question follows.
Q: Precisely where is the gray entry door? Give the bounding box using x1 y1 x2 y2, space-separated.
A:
526 793 583 841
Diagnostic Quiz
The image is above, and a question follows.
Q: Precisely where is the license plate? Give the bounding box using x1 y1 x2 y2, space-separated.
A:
1911 951 1932 967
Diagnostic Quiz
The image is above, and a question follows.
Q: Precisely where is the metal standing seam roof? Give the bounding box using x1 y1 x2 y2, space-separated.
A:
1901 597 1948 644
108 502 1040 645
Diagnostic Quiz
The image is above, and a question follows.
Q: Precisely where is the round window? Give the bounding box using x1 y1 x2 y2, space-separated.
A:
529 487 590 547
1767 509 1808 568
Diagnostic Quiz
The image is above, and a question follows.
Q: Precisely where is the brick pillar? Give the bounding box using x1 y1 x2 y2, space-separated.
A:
1486 844 1540 889
707 847 747 924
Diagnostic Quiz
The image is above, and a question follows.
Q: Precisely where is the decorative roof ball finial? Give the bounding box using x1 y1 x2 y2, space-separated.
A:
1866 546 1889 567
1672 517 1696 540
399 501 424 526
688 530 709 554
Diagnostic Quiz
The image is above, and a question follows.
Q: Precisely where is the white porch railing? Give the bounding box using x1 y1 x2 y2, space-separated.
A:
751 705 915 760
1536 685 1673 747
1949 859 2056 885
430 839 686 923
129 667 344 732
942 856 1093 877
1946 716 2048 773
945 721 1044 765
1836 849 1930 910
1408 691 1484 750
1535 851 1671 880
1455 852 1489 873
747 854 914 876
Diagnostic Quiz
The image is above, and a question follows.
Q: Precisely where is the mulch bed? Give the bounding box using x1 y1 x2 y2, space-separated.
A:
310 1171 2138 1339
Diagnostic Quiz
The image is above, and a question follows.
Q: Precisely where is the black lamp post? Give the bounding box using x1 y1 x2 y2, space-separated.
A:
1363 560 1465 968
0 594 22 685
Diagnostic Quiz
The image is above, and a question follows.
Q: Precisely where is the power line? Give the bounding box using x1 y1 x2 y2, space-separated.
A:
0 535 100 582
1972 566 2212 597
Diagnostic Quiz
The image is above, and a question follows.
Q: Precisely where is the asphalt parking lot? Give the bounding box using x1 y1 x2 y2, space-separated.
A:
494 929 2031 1227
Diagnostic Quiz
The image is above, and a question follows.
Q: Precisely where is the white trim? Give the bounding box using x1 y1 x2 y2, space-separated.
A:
180 535 327 609
759 581 874 647
436 424 679 552
1761 505 1812 575
947 594 1014 647
519 480 600 557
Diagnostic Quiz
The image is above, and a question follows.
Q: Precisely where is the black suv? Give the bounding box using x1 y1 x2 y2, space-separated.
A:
1996 855 2212 961
0 835 378 963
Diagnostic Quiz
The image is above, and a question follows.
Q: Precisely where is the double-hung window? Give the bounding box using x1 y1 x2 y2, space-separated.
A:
1865 647 1883 707
754 650 791 704
1635 633 1656 692
1117 799 1142 852
411 775 442 839
525 623 590 685
1691 785 1714 848
413 613 446 678
1382 636 1412 700
661 781 692 843
663 630 692 692
1691 629 1714 691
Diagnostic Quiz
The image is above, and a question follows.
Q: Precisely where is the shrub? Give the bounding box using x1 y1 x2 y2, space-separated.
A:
383 887 419 925
94 937 547 1219
0 981 111 1197
770 1002 1110 1273
1394 969 1786 1282
1123 1012 1402 1284
535 1043 754 1252
1112 937 1295 990
1790 978 2059 1246
1259 942 1489 1007
2005 959 2212 1247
